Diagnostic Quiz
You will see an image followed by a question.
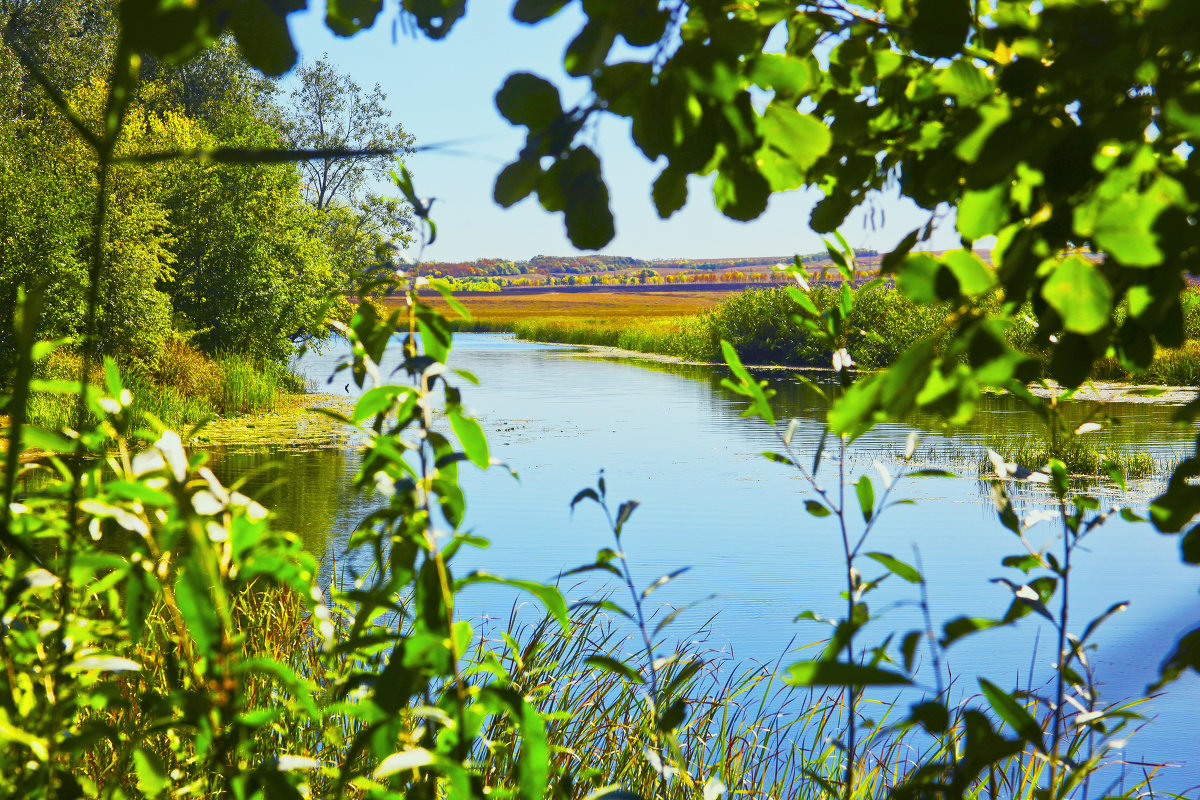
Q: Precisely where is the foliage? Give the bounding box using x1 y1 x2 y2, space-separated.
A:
3 3 1200 800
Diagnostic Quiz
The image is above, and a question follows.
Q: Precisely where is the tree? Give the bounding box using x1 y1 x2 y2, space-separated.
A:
139 34 278 128
283 55 416 251
0 0 116 119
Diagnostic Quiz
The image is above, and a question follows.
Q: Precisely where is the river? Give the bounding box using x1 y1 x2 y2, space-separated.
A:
213 333 1200 794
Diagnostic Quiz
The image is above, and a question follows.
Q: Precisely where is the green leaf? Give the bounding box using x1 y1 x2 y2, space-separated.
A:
713 158 770 222
133 746 168 797
936 59 992 105
643 567 688 599
941 249 995 297
448 411 489 469
759 105 831 173
1040 255 1113 335
496 73 563 129
174 566 218 656
463 573 568 631
719 340 776 425
512 0 569 23
804 500 832 517
374 748 434 779
416 306 454 363
564 19 617 77
909 700 950 734
865 552 922 583
957 183 1008 240
856 475 875 522
1153 625 1200 690
749 54 815 96
585 655 645 684
495 158 542 208
658 698 687 732
910 0 970 58
978 678 1045 752
652 165 688 218
901 631 922 672
519 699 549 800
558 147 615 249
326 0 383 36
1080 173 1183 267
570 487 600 510
895 254 944 303
227 0 301 76
785 660 911 687
941 615 999 647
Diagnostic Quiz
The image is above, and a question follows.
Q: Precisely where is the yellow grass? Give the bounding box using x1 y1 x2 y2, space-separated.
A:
395 289 725 326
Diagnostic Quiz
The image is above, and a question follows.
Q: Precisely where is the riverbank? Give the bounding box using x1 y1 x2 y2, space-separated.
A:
20 342 301 431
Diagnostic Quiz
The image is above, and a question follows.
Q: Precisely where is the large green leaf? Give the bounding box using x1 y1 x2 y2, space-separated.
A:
1040 255 1113 335
448 411 489 469
557 146 615 249
494 158 542 208
956 183 1007 241
785 660 911 687
759 105 831 173
496 73 563 129
978 678 1045 752
713 157 770 221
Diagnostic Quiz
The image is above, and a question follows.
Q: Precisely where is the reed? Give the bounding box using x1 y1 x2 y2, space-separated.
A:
980 434 1161 478
75 582 1163 799
504 316 717 362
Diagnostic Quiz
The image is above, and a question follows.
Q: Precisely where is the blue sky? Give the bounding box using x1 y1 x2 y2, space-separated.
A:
285 2 961 262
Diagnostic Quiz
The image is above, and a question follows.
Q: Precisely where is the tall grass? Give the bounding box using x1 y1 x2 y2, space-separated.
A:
506 316 716 362
20 340 297 431
980 434 1161 478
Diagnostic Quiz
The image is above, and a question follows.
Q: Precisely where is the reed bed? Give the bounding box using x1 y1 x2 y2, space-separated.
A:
980 434 1161 478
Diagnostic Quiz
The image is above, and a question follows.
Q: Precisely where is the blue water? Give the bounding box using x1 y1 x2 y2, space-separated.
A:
240 333 1200 794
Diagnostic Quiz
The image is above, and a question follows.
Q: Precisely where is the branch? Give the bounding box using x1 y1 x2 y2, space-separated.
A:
111 146 395 165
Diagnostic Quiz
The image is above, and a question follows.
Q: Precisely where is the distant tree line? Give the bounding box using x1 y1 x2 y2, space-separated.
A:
423 249 880 279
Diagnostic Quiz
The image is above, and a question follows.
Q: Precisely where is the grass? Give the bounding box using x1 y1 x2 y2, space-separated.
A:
979 435 1162 479
504 316 715 362
20 340 301 432
413 289 726 328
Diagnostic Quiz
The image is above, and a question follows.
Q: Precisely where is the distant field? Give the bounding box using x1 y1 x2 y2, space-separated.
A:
393 289 726 325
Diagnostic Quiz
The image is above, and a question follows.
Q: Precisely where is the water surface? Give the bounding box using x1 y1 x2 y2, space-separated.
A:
213 333 1200 793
